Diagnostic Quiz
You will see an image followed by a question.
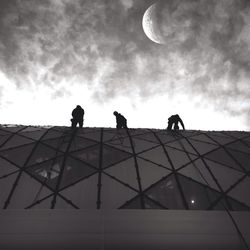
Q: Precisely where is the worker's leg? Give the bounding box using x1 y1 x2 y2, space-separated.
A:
167 122 172 130
174 122 179 130
79 120 83 128
71 119 77 128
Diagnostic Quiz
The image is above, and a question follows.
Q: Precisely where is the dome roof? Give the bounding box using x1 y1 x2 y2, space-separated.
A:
0 125 250 210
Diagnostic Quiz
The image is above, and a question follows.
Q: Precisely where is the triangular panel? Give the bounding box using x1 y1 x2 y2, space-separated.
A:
165 139 198 155
204 148 243 171
204 159 244 191
177 174 222 210
59 156 98 189
0 158 19 177
227 176 250 207
0 135 33 150
165 146 198 170
226 141 250 154
19 130 47 141
145 174 185 209
0 143 36 167
60 174 98 209
104 158 139 190
0 173 18 208
8 172 52 209
226 149 250 172
100 174 138 208
178 159 219 191
137 158 171 190
138 146 171 169
187 139 219 155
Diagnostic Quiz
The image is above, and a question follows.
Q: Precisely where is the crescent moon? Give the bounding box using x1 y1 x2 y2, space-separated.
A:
142 3 165 44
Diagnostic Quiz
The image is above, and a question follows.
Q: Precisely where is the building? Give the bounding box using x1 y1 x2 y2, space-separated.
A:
0 125 250 249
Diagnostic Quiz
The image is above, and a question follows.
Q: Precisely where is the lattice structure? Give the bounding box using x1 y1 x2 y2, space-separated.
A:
0 125 250 210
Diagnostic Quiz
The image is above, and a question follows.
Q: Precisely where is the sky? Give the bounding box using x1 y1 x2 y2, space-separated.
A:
0 0 249 131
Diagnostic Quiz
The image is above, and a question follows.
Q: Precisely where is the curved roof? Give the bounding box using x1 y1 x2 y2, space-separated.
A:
0 125 250 210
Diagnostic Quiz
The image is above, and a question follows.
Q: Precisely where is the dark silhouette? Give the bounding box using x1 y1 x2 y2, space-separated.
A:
113 111 127 129
167 114 185 131
71 105 84 128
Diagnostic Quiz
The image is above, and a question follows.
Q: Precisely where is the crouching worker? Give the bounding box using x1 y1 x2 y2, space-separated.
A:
71 105 84 128
113 111 127 129
167 114 185 131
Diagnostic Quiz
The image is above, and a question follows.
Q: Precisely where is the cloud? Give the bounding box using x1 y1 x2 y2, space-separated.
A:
0 0 250 126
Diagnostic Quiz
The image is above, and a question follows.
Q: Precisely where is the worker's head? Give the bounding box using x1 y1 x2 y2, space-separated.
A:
77 105 81 109
113 111 118 116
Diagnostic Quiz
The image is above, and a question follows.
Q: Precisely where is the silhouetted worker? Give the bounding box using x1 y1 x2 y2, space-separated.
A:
71 105 84 128
113 111 127 129
167 114 185 131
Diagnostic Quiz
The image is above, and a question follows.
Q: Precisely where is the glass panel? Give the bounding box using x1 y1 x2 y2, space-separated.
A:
204 159 244 191
0 158 19 177
144 196 166 209
178 175 222 210
103 130 128 143
0 135 33 150
227 149 250 172
8 173 52 209
1 126 23 133
104 158 139 190
0 173 18 208
134 132 161 144
227 176 250 206
145 174 185 209
54 196 77 209
120 195 142 209
120 195 164 209
70 136 98 152
42 137 68 152
0 129 12 136
72 145 100 168
27 143 60 166
188 134 218 145
138 146 171 169
207 134 235 145
59 156 97 189
212 197 250 211
21 127 44 132
223 131 248 139
0 135 12 148
164 146 197 170
41 129 64 140
19 130 47 141
26 157 63 190
105 137 133 153
227 141 250 154
78 130 101 142
187 139 219 155
154 131 176 144
129 137 158 154
30 196 53 209
100 174 138 208
137 158 171 190
102 145 132 169
60 174 98 209
204 148 243 171
0 143 36 167
178 159 219 191
165 139 198 155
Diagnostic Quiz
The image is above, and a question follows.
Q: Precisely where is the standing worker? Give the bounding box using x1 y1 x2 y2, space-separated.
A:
71 105 85 128
113 111 127 129
167 114 185 131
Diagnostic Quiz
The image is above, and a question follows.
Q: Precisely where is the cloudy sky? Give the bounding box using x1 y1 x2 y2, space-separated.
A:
0 0 249 131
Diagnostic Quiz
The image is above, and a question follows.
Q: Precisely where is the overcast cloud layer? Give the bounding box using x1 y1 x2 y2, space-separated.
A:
0 0 249 127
